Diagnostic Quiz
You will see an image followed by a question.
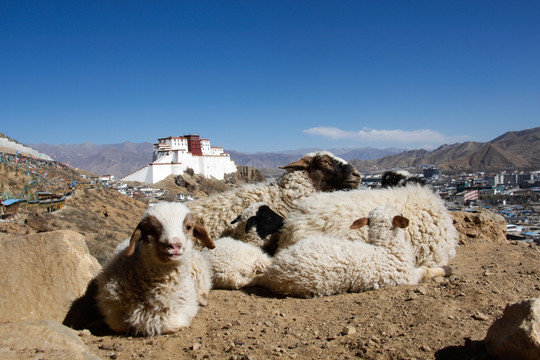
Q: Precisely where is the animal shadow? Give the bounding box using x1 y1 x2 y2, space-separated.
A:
63 277 113 336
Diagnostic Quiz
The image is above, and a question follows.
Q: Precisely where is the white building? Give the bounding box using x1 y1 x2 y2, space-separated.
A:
122 135 237 184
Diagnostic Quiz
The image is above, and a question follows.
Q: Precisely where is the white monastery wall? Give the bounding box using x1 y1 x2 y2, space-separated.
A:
122 135 236 184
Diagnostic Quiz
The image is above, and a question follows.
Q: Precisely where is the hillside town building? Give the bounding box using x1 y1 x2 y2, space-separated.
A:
121 135 237 184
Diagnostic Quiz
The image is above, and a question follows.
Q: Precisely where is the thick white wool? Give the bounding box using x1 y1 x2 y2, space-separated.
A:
278 184 458 267
204 237 272 289
261 205 425 298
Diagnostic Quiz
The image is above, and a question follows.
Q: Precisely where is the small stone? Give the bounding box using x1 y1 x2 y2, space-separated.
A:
99 344 114 351
192 343 202 351
472 311 490 321
78 329 91 337
432 277 446 284
342 326 357 335
415 286 427 295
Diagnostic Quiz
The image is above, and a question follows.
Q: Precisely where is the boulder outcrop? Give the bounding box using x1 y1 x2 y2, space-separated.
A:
0 320 101 360
0 230 101 322
452 209 507 244
485 298 540 360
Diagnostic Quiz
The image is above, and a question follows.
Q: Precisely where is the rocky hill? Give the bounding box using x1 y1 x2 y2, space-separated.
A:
30 141 153 177
29 127 540 177
350 127 540 172
0 132 52 160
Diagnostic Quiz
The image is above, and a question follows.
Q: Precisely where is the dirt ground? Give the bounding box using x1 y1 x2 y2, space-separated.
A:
79 239 540 360
3 187 539 359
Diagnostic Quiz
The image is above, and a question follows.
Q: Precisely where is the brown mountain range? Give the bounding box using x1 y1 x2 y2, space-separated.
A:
21 126 540 176
349 127 540 173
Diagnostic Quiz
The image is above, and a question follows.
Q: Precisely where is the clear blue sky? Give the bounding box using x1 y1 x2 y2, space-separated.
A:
1 1 539 153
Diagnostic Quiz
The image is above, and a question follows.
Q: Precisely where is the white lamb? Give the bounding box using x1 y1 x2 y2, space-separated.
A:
187 151 361 241
95 202 215 336
261 205 451 298
278 184 459 267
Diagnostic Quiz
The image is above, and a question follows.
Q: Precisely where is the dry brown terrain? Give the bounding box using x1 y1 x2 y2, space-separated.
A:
2 186 539 359
76 240 539 360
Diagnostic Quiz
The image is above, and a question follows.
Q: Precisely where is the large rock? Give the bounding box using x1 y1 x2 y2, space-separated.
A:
452 209 507 244
485 298 540 360
0 230 101 322
25 210 54 232
0 320 101 360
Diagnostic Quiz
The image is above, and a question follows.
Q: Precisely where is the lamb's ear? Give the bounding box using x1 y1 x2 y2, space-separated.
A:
279 157 310 171
125 227 142 257
392 215 409 229
193 223 215 249
350 217 369 229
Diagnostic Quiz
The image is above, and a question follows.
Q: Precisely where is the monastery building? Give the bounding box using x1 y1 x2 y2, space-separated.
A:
121 135 237 184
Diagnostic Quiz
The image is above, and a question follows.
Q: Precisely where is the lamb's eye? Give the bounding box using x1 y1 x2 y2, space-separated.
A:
186 225 192 231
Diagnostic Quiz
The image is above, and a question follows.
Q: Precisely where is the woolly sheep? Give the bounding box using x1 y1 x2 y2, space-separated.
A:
187 151 361 241
278 184 459 267
95 202 215 336
381 170 426 188
203 203 283 289
230 201 284 255
261 205 451 298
